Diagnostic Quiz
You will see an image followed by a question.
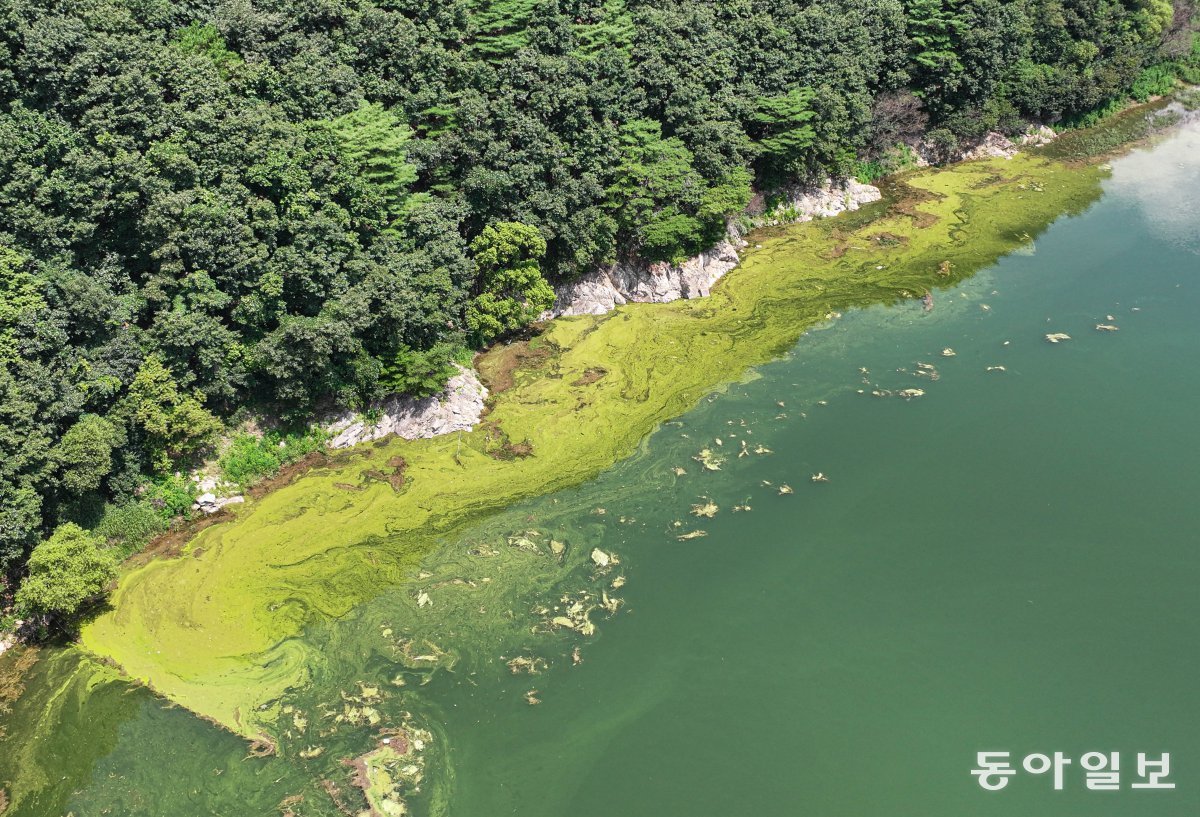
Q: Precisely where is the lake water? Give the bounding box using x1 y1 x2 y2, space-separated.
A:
3 123 1198 816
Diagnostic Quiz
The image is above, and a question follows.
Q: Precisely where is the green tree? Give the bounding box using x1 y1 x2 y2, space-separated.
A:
173 23 243 79
748 89 819 180
467 222 554 345
53 414 123 495
126 356 221 472
15 523 118 622
328 101 424 229
0 246 45 364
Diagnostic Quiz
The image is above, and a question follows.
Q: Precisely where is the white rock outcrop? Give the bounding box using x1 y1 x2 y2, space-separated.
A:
547 178 882 318
192 493 245 514
761 177 884 224
547 239 744 318
324 364 488 449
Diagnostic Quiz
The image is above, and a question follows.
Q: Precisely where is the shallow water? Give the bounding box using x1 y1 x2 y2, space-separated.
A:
3 124 1198 816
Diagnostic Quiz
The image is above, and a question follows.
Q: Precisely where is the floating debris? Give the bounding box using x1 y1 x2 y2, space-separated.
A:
571 646 583 666
738 440 749 458
676 530 708 541
416 592 432 608
507 534 541 553
732 503 752 512
690 498 719 518
590 548 612 568
941 348 956 357
549 539 566 559
524 690 541 706
986 365 1007 372
753 445 773 455
693 448 725 471
1044 332 1071 343
610 575 626 589
980 304 991 311
1095 324 1119 332
779 483 795 494
810 473 829 483
898 388 926 399
507 656 547 675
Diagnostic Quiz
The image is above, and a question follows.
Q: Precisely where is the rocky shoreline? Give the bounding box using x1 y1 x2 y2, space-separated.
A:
323 365 489 450
545 177 883 318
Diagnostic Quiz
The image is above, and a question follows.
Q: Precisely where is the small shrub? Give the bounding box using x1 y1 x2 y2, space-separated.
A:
93 501 168 556
379 342 462 398
143 473 199 520
219 428 327 489
1130 64 1177 102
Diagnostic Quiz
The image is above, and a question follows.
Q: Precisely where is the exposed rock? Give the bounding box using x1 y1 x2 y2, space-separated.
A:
961 132 1020 161
914 125 1058 166
545 178 881 318
324 364 488 449
1020 124 1058 147
192 493 245 514
759 177 883 225
0 625 22 659
547 239 743 318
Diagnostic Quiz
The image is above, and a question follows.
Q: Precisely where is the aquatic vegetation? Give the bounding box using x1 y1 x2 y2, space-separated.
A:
75 154 1104 748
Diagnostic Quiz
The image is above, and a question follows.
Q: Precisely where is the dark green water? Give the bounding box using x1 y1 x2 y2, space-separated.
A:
432 124 1200 817
3 124 1199 816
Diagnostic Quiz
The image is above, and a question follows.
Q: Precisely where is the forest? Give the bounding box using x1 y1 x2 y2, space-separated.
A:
1 0 1197 621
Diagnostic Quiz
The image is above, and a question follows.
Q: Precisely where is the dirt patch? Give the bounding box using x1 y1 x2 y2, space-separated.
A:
125 510 234 568
247 451 330 500
870 231 909 247
480 421 534 460
334 482 365 492
247 734 277 758
475 339 555 396
571 367 607 386
971 173 1010 189
386 457 407 491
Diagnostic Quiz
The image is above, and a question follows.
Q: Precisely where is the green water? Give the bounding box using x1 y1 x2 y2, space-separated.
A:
3 124 1199 816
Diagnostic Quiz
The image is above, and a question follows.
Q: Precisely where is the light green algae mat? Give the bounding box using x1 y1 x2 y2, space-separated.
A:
80 154 1103 739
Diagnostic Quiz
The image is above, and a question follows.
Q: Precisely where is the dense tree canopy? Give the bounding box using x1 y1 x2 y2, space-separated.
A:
0 0 1195 591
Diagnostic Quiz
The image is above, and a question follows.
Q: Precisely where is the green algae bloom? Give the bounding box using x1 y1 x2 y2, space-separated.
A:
78 154 1104 740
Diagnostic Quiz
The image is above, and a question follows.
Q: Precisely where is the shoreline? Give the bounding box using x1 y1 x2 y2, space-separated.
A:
76 149 1107 739
3 91 1190 727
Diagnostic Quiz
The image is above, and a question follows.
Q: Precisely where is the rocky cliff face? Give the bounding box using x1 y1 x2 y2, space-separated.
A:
546 178 882 318
546 238 745 317
324 365 488 449
913 125 1058 165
